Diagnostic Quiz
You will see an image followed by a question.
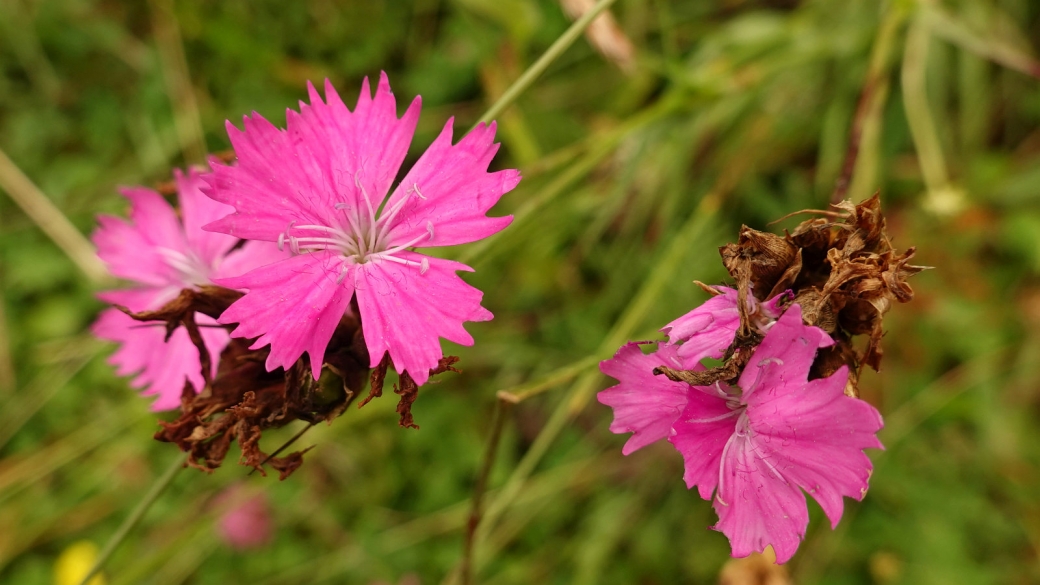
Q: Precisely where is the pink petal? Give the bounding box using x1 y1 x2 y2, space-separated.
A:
713 415 810 564
122 186 188 253
737 304 832 404
213 240 290 281
660 287 741 368
354 251 490 386
669 382 741 499
300 73 421 209
745 364 883 528
203 74 421 242
597 342 689 456
203 116 335 241
382 119 517 248
175 168 239 265
761 290 792 319
217 251 353 379
98 286 177 313
93 215 165 286
93 308 228 411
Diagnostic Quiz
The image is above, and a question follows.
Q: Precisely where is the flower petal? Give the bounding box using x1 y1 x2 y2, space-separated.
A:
713 419 810 564
217 251 354 379
93 188 187 286
660 287 741 368
747 365 883 528
203 115 335 240
354 251 490 386
93 308 228 411
204 74 421 243
212 240 289 281
175 168 239 265
737 304 832 405
718 302 883 560
382 119 517 248
98 286 178 313
669 382 741 499
598 342 689 456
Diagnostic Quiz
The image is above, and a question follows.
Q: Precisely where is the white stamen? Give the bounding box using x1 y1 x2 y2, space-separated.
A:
371 253 424 269
420 257 429 275
684 409 742 425
426 221 435 240
378 231 431 257
373 191 412 243
356 171 379 253
717 431 742 500
336 263 349 284
412 183 426 199
277 232 286 251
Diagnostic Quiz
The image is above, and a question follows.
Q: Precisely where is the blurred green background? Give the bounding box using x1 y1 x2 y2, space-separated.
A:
2 0 1040 583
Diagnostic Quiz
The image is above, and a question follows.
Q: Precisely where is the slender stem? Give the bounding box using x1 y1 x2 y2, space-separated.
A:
248 421 317 476
461 399 511 585
469 208 718 574
496 356 599 404
472 0 620 130
0 147 109 284
77 452 188 585
831 5 905 204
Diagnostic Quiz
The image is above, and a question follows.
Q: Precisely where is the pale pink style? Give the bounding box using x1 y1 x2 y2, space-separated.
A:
203 73 520 384
598 304 883 563
661 287 788 368
92 169 282 410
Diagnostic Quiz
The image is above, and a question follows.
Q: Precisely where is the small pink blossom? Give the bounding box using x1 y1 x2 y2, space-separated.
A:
598 304 883 563
661 287 787 368
92 169 282 410
203 73 520 384
214 486 273 550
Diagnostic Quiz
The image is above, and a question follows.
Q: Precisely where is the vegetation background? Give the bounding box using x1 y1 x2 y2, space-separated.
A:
2 0 1039 583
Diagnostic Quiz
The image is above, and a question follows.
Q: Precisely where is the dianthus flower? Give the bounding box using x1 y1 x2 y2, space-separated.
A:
202 73 519 384
92 169 282 410
598 304 883 563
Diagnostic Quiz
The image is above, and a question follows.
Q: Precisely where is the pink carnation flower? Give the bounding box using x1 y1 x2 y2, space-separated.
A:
598 304 883 563
661 287 787 368
202 73 520 384
215 486 273 550
92 169 282 410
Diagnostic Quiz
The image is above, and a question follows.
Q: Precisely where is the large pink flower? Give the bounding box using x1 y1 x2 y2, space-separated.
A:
92 169 282 410
203 73 520 384
598 304 883 563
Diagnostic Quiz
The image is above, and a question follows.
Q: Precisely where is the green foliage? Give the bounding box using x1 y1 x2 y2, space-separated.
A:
2 0 1040 583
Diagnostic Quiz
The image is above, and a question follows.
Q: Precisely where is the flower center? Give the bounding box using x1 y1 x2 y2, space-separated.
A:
276 179 433 282
157 247 212 288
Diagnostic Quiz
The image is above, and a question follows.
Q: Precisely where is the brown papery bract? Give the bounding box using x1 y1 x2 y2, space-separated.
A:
119 285 457 477
715 193 926 396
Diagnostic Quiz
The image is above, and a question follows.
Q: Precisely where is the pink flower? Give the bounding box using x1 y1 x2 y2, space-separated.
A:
214 486 273 550
598 305 883 563
202 73 520 384
92 169 282 410
661 287 787 368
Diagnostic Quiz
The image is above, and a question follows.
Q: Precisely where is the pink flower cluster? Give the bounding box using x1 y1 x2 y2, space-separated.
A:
598 290 884 563
92 170 282 410
94 73 517 408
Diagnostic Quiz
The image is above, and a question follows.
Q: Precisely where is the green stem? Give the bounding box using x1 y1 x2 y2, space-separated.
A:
460 398 511 585
77 452 188 585
472 0 621 130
